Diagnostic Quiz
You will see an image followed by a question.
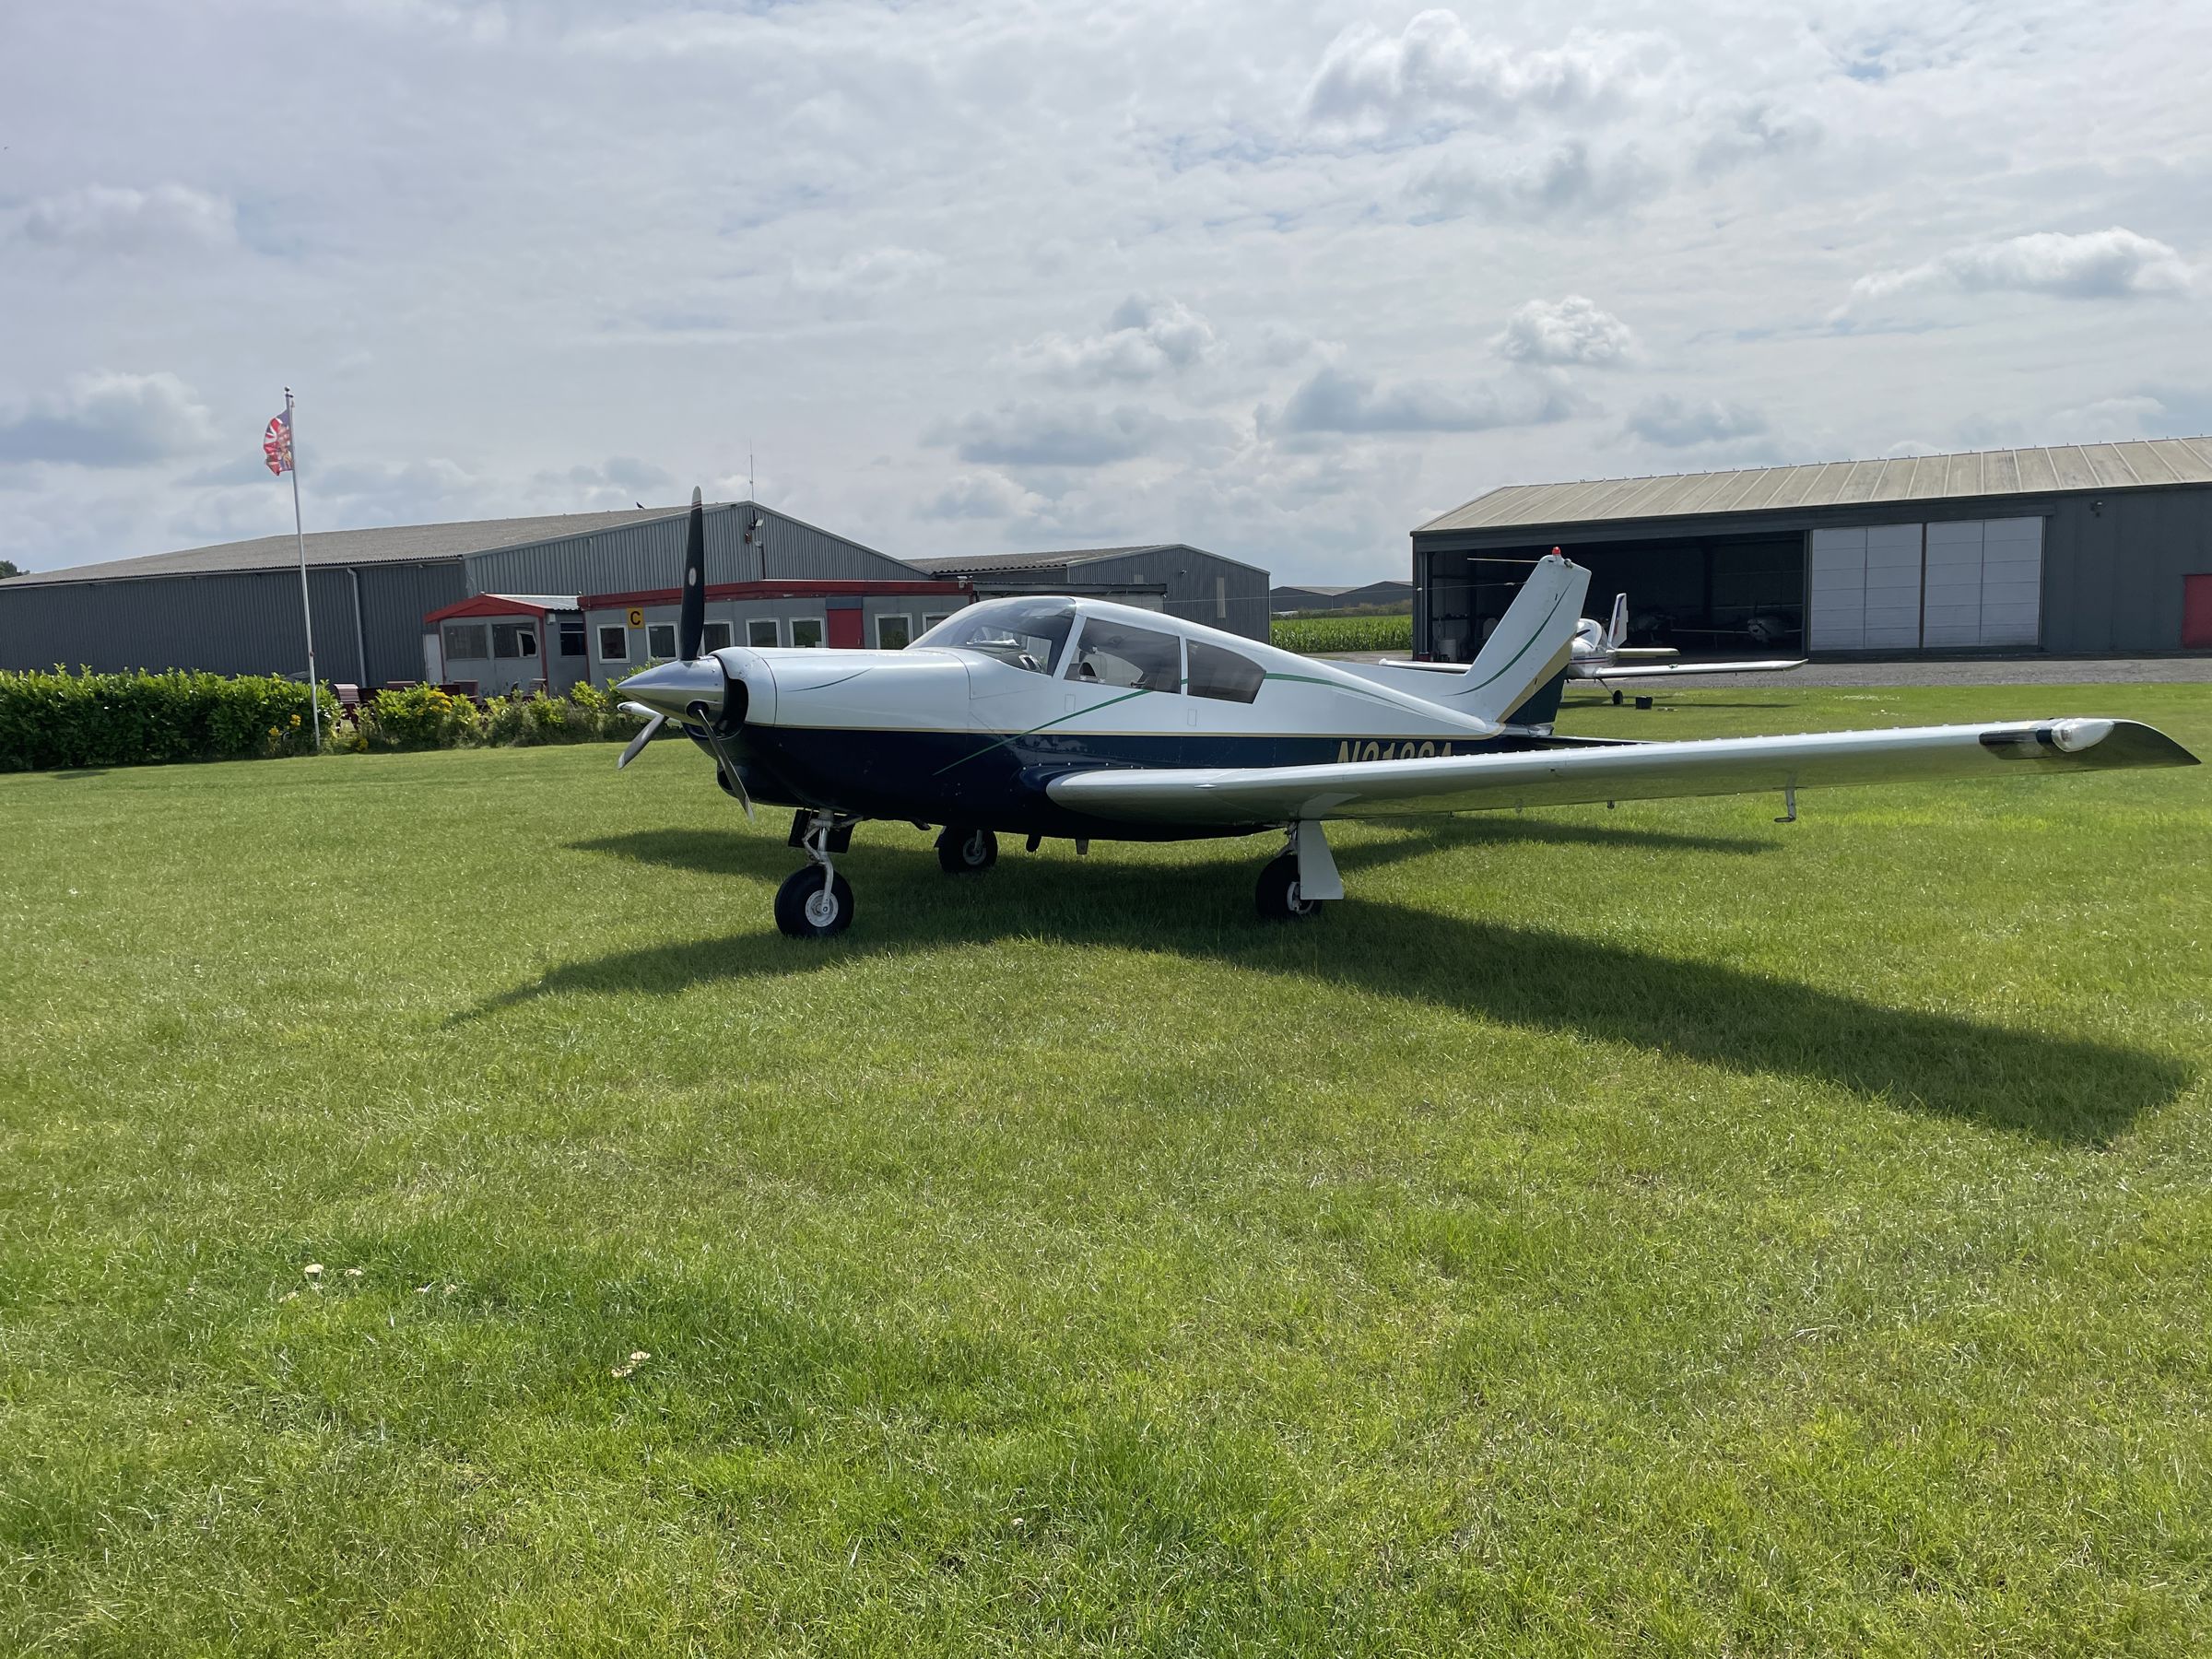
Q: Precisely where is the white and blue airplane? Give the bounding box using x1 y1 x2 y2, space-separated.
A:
618 492 2197 938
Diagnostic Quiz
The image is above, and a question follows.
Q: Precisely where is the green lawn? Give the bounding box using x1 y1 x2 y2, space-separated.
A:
3 683 2208 1656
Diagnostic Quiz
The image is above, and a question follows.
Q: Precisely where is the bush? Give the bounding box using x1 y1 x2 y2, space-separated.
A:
0 668 337 772
362 683 480 750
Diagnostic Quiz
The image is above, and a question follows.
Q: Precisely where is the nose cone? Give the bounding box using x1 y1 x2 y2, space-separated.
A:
618 657 725 723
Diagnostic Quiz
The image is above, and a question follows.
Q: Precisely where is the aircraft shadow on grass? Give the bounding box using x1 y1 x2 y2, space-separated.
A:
486 824 2192 1146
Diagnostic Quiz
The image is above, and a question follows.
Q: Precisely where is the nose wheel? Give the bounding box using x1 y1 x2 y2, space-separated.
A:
777 815 855 938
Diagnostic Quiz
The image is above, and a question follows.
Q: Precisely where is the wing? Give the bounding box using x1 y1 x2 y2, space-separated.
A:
1046 718 2197 827
1573 657 1806 679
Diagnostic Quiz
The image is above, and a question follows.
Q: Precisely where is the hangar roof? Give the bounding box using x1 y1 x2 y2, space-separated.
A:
911 545 1182 576
7 506 689 587
1419 436 2212 535
911 543 1265 577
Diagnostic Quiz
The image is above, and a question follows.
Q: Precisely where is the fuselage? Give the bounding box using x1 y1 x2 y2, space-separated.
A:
619 596 1568 839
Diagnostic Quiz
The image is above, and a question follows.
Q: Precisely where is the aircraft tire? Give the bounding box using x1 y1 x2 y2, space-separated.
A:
1254 853 1322 922
774 867 854 939
936 827 998 875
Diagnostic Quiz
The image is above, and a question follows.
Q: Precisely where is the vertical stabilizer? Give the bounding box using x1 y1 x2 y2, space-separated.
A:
1436 552 1591 726
1606 592 1629 652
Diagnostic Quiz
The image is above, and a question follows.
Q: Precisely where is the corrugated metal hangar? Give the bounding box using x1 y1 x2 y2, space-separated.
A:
1413 437 2212 661
0 502 950 686
910 546 1270 642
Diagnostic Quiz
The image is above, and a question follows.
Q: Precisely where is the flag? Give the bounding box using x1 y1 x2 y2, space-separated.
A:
263 410 293 476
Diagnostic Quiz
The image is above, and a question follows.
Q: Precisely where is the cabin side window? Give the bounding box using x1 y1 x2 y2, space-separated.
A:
1186 641 1265 704
1071 619 1182 693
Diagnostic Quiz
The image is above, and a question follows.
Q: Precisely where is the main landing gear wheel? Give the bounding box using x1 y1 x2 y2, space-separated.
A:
936 827 998 874
775 867 853 939
1254 853 1321 922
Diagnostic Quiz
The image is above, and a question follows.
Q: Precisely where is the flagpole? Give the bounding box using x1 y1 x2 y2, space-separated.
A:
286 386 322 753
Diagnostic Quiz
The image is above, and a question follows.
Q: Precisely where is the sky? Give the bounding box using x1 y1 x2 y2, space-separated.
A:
3 0 2209 583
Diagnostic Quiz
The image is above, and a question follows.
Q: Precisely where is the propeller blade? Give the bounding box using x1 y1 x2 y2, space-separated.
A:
677 485 706 662
692 706 755 820
616 710 665 769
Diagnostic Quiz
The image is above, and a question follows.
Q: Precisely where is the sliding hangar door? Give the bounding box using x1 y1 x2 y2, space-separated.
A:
1808 517 2043 651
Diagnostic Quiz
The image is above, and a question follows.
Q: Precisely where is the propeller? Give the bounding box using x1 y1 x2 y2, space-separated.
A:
610 488 755 816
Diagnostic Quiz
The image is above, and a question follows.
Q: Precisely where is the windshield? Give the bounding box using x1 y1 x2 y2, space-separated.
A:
913 598 1078 675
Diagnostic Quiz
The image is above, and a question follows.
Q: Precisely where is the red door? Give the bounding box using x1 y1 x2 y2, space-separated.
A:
827 607 864 649
2185 574 2212 648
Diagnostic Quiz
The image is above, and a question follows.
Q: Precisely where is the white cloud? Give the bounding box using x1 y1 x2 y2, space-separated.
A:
15 184 237 253
1846 228 2199 311
534 456 678 508
1270 366 1581 435
789 246 944 296
0 372 218 467
1492 296 1638 367
1014 296 1221 386
918 470 1046 521
924 403 1232 468
1409 140 1657 222
1305 12 1662 135
1623 394 1767 447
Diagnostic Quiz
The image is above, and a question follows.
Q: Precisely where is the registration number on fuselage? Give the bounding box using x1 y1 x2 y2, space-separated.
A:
1336 739 1464 761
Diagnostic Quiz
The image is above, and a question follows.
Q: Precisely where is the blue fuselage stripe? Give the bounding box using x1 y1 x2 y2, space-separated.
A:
711 724 1573 839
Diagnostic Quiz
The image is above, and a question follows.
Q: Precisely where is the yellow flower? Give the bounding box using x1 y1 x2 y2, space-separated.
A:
290 713 301 726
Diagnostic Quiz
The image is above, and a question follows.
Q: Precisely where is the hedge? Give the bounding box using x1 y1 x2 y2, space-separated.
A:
0 668 338 771
0 668 648 772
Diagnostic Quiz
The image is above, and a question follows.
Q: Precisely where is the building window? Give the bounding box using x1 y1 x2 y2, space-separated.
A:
491 621 538 660
1188 640 1265 703
876 614 912 651
792 618 824 648
559 621 587 657
442 622 490 662
599 625 629 662
922 613 951 632
747 618 782 648
1072 618 1181 692
702 620 734 652
647 623 677 659
1216 575 1227 619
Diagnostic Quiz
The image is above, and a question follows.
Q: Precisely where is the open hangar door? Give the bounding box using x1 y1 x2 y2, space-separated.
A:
1420 533 1804 662
1808 517 2042 651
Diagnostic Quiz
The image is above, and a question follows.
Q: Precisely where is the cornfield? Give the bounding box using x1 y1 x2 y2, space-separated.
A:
1269 613 1415 654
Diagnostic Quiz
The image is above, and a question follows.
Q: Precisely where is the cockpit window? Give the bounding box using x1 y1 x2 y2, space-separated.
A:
1186 640 1265 703
1069 618 1182 693
913 598 1077 675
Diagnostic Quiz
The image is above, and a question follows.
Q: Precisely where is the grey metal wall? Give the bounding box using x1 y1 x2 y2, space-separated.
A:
1413 483 2212 654
0 562 463 685
1069 547 1270 641
464 503 924 597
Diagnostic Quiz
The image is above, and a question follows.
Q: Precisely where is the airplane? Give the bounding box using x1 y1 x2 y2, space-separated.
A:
617 490 2197 939
1377 589 1806 705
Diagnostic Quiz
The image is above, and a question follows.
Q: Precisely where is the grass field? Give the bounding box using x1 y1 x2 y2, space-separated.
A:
4 682 2208 1655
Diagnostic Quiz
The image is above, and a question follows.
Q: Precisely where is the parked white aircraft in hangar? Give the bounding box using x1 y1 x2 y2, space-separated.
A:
1373 591 1806 705
618 493 2196 938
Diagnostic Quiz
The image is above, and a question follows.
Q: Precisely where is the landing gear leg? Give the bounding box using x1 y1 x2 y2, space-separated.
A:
775 813 854 939
1255 820 1341 922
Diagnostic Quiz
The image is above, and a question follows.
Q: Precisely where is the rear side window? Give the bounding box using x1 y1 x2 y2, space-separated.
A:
1187 641 1265 704
1072 619 1182 693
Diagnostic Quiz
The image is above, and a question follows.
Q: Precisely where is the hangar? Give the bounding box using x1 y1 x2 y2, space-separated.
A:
1412 437 2212 661
0 501 942 687
909 545 1271 642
